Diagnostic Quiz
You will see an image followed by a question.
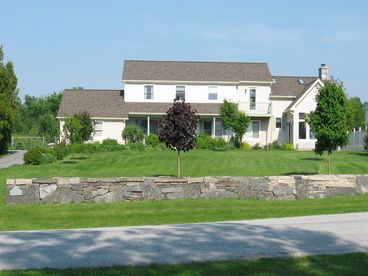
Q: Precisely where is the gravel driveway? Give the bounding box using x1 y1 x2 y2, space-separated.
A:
0 212 367 270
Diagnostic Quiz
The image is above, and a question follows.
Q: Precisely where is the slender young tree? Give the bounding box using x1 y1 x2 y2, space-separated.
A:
158 97 199 177
0 46 18 154
220 100 250 148
307 79 350 174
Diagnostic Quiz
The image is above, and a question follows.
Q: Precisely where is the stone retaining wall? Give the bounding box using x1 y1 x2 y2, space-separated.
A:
6 175 368 204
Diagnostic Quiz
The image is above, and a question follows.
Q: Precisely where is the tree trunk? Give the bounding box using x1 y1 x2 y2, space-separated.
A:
177 150 181 178
327 151 332 175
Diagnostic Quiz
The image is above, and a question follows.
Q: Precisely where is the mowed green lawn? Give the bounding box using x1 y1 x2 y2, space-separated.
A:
0 149 367 231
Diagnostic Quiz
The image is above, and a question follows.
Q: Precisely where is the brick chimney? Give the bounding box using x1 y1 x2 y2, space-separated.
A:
319 64 328 81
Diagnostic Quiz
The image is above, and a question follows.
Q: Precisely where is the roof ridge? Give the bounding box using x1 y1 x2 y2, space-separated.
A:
64 89 123 92
124 59 268 65
272 75 318 79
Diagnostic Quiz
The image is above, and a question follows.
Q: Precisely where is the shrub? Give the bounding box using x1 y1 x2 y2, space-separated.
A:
52 142 69 160
122 125 144 144
195 135 228 150
283 143 294 150
268 140 282 150
126 142 145 151
24 147 55 165
66 142 125 154
242 142 251 150
364 133 368 150
102 138 119 146
145 134 160 147
252 143 262 150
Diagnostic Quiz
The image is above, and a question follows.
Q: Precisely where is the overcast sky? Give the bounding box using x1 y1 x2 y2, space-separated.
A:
1 0 367 102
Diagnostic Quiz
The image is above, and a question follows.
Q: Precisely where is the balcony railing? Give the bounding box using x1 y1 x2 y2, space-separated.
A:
238 102 272 115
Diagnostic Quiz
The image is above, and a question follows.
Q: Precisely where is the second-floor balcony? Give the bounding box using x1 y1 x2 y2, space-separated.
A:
238 102 272 116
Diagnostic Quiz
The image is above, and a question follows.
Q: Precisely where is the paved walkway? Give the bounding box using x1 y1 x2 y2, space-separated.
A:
1 212 368 270
0 150 25 169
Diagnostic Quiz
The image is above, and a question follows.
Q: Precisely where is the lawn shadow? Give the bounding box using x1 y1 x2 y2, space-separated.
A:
70 156 88 160
285 172 316 176
61 160 78 165
0 218 367 271
300 157 324 161
347 151 368 157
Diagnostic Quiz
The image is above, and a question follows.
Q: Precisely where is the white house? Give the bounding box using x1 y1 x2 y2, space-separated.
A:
57 60 328 149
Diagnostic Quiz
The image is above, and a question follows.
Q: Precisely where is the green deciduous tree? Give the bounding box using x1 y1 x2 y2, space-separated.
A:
0 46 18 154
307 79 350 174
13 92 62 142
158 98 199 177
220 100 250 148
347 97 365 129
63 112 93 144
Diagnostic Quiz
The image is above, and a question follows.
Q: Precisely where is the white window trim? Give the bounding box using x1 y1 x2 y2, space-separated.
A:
208 85 218 100
276 117 282 129
175 85 186 100
246 120 261 139
249 88 257 111
93 120 103 138
144 84 154 100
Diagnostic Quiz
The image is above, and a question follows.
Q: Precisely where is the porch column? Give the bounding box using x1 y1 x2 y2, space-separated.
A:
212 117 216 138
147 116 150 135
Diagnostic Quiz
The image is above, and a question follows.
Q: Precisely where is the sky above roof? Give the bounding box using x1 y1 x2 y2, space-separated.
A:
1 0 367 102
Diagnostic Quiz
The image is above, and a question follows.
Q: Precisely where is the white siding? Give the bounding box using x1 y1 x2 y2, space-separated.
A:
59 119 125 144
292 84 319 150
124 83 238 103
270 99 294 144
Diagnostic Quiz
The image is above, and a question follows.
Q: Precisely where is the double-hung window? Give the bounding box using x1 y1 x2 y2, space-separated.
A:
276 117 282 129
176 86 185 100
208 85 218 100
94 120 103 137
252 121 260 138
250 89 256 110
144 85 154 100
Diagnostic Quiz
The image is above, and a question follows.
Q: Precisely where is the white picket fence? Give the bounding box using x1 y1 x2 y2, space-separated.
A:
344 127 367 151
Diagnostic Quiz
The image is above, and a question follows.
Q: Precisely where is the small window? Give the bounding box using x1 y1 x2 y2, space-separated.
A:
250 89 256 110
176 86 185 100
144 85 154 100
299 113 306 120
252 121 260 138
208 85 218 100
276 117 282 129
298 79 305 85
94 121 103 137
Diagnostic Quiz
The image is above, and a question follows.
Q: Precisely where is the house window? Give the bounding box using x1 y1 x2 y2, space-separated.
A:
176 86 185 100
298 113 306 139
144 85 153 100
203 120 212 136
208 85 218 100
250 89 256 110
215 120 223 137
94 120 103 137
276 117 282 129
252 121 260 138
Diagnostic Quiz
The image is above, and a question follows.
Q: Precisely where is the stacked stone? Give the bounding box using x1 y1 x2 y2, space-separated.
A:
5 174 368 205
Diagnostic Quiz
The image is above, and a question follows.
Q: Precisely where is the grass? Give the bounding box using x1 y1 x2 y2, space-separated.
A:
2 252 368 275
0 149 367 231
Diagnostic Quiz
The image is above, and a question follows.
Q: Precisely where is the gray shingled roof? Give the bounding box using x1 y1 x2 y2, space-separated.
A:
123 60 273 82
57 89 127 118
57 89 221 118
271 76 318 97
